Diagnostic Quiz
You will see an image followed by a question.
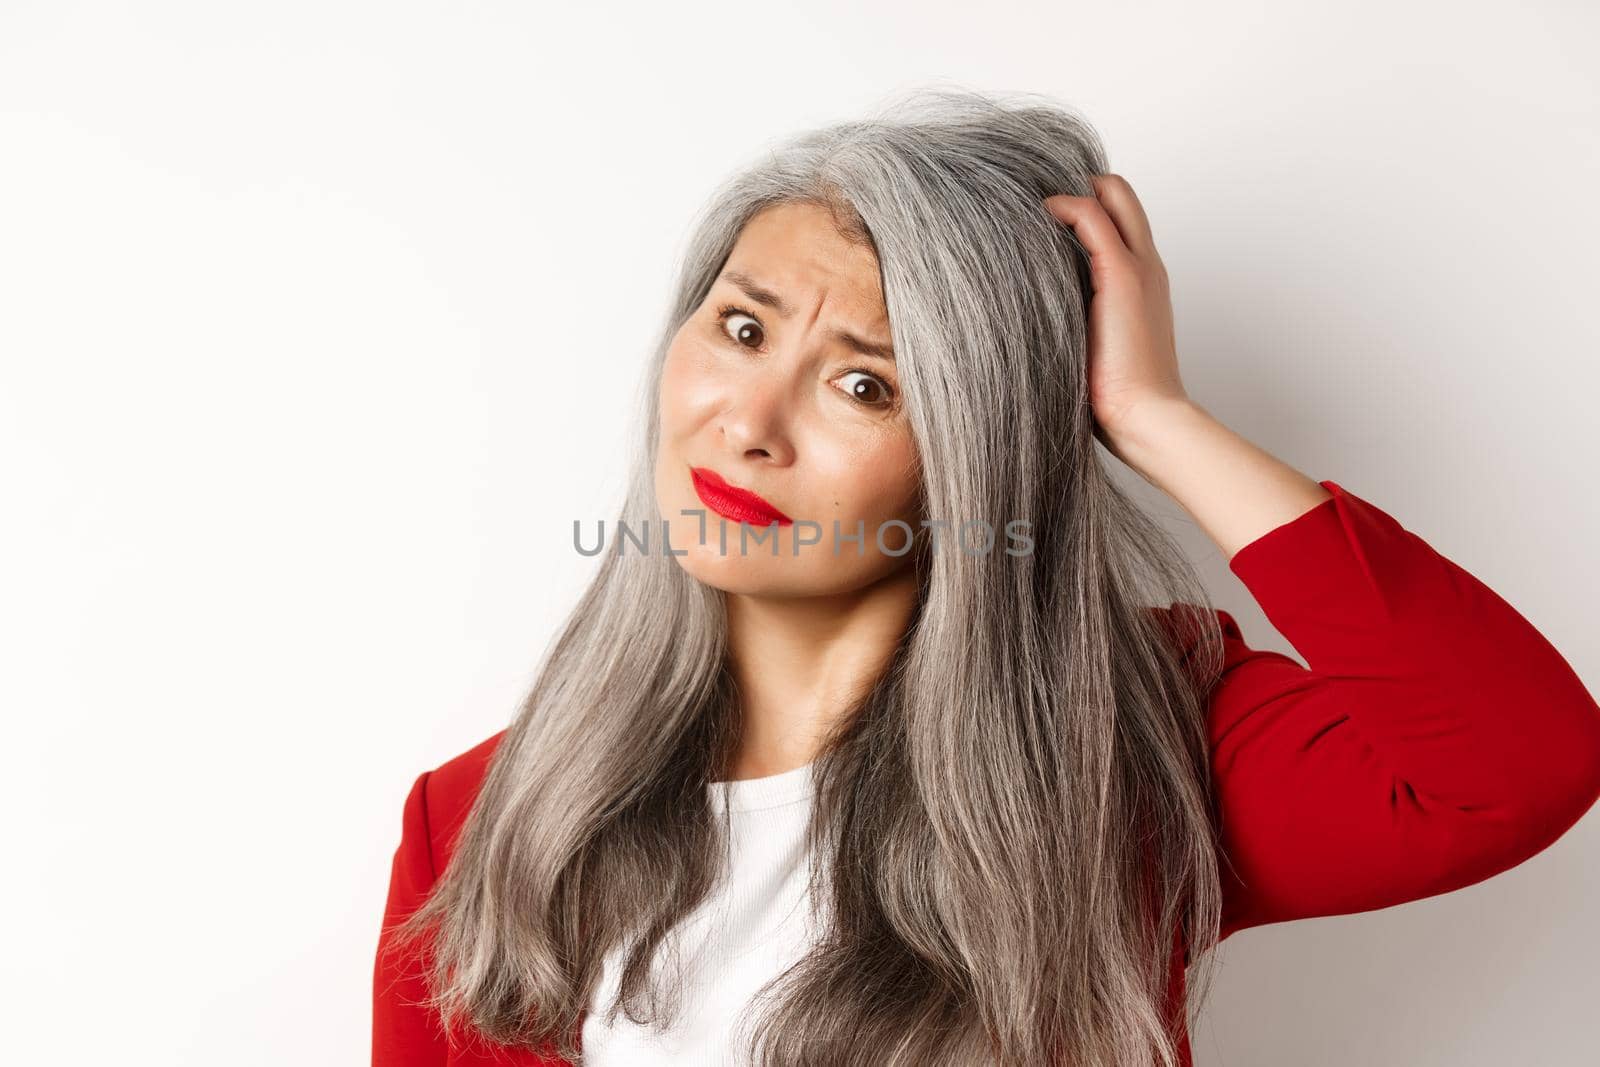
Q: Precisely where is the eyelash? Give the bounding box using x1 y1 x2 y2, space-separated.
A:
713 303 897 409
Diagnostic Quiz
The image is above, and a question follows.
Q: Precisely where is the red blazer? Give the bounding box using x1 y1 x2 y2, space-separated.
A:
374 481 1600 1066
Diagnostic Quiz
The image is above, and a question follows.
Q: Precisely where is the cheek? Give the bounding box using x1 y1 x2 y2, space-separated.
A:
657 340 723 436
820 433 920 522
657 346 692 433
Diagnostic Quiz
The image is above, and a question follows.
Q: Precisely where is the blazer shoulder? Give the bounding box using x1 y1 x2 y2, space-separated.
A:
421 728 508 870
1144 602 1246 654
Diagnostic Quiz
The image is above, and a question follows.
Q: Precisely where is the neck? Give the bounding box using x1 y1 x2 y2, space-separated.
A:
721 564 918 780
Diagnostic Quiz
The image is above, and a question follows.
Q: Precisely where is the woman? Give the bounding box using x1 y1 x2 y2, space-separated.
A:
372 89 1600 1067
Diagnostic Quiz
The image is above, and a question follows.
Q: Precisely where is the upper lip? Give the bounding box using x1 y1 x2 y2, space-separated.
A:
689 466 794 526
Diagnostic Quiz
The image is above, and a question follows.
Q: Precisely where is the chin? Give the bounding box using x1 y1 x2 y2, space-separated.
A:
665 534 793 595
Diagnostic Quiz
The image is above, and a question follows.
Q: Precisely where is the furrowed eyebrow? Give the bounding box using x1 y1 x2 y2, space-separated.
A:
717 269 895 364
720 269 795 317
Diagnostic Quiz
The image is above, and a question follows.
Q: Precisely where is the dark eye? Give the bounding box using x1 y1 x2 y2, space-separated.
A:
715 304 765 349
835 370 895 408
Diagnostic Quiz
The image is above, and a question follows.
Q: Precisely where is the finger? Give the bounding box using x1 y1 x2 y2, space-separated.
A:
1090 174 1158 257
1043 193 1136 273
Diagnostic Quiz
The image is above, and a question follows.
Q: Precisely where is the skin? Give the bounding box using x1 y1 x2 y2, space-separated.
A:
658 180 1332 780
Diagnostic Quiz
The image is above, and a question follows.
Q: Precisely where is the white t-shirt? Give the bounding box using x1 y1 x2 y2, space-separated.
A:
580 760 824 1066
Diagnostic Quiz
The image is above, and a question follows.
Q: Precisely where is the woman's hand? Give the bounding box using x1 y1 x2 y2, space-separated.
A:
1044 174 1189 451
1045 175 1332 556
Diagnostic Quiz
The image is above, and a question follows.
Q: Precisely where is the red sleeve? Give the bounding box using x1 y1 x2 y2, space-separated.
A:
1207 479 1600 946
373 771 451 1066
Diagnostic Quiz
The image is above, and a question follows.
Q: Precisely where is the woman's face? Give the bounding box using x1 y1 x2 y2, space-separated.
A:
654 201 922 597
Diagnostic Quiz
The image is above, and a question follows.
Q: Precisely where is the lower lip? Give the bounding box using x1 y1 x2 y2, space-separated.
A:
690 468 793 527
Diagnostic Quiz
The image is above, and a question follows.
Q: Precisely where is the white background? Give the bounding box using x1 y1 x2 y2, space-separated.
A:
3 1 1597 1064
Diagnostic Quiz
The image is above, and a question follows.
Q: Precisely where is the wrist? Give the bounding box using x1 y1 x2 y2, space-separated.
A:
1101 394 1209 458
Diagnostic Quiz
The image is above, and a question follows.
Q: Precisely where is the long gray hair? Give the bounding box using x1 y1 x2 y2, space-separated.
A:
390 86 1230 1066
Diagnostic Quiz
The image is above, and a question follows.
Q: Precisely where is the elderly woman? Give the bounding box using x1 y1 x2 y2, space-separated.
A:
372 88 1600 1067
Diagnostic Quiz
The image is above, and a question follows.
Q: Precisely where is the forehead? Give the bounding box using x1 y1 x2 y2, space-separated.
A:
723 202 888 324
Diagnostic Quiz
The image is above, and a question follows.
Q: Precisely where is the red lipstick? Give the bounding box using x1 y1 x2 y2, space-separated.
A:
689 466 794 527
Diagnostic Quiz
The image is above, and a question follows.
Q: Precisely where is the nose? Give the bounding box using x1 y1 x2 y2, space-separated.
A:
718 373 796 465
